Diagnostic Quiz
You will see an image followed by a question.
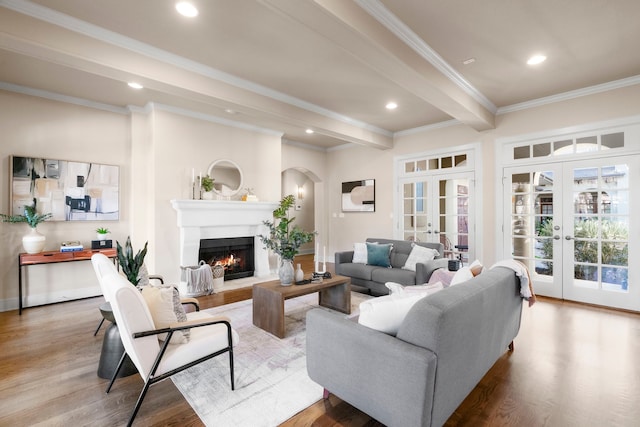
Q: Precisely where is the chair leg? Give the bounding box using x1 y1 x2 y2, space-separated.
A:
229 348 235 390
93 318 105 336
127 381 152 427
323 388 330 399
106 352 127 393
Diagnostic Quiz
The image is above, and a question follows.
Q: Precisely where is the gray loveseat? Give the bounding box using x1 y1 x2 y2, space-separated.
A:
306 266 523 427
335 238 448 296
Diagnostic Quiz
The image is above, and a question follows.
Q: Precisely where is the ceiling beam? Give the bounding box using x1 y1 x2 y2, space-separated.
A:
261 0 495 131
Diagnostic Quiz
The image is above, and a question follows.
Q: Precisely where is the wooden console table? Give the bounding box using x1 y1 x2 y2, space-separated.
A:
18 248 117 315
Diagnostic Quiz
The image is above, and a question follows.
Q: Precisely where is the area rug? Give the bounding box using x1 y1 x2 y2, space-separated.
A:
171 291 371 427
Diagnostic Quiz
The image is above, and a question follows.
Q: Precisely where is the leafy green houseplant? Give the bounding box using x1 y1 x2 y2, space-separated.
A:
1 198 52 254
96 227 110 240
200 175 214 192
116 236 148 286
259 195 315 285
0 198 52 228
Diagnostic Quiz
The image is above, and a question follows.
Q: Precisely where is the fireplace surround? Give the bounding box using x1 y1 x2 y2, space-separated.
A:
171 200 279 279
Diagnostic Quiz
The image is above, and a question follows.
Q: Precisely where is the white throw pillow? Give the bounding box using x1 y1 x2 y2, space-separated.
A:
141 286 189 343
402 244 438 272
386 281 444 295
352 242 368 264
450 266 474 286
469 259 484 276
358 292 428 335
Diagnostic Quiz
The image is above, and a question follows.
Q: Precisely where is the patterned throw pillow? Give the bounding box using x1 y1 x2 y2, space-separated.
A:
353 242 368 264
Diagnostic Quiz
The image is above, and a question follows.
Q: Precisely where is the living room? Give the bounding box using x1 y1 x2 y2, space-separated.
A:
1 1 640 426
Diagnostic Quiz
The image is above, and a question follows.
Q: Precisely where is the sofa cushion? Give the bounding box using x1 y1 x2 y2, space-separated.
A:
358 292 428 335
337 263 378 281
402 244 439 272
371 267 417 286
353 242 368 264
367 242 392 268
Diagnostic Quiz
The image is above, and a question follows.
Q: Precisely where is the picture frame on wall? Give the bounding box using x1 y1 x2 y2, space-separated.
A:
9 155 120 221
341 179 375 212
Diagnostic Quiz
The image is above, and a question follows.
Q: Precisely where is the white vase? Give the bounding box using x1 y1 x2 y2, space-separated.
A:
97 233 108 241
278 258 294 286
202 191 214 200
23 227 46 254
295 263 304 282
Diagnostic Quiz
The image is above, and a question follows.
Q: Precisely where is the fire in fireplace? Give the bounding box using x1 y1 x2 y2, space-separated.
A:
199 237 255 280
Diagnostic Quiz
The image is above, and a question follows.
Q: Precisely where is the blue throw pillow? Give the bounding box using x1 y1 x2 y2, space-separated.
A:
367 243 392 268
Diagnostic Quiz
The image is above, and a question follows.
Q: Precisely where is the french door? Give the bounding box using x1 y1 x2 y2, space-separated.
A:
400 172 474 264
503 155 640 311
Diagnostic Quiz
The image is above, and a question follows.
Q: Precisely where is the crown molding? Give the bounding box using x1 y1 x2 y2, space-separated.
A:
497 75 640 114
356 0 497 114
0 81 129 114
0 0 388 137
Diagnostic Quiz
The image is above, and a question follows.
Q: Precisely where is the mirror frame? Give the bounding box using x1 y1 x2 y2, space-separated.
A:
206 159 243 197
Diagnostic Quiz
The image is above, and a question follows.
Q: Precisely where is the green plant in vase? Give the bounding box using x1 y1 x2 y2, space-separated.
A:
1 198 52 254
259 195 315 285
116 236 148 286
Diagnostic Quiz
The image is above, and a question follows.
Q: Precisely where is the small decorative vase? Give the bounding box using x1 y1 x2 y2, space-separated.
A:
202 191 214 200
97 233 108 241
295 263 304 282
23 227 46 254
278 258 295 286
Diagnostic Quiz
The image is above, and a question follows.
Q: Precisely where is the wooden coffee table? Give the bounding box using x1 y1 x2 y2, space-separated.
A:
252 274 351 338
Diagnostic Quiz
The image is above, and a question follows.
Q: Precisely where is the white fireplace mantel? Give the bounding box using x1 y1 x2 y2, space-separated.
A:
171 199 278 277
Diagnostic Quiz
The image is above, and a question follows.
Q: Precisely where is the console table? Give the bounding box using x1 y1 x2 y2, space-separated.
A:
18 248 117 314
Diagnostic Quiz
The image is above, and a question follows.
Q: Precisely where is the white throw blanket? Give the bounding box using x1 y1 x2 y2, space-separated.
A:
490 259 536 307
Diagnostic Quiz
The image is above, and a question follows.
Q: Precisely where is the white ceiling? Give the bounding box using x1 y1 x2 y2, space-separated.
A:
1 0 639 149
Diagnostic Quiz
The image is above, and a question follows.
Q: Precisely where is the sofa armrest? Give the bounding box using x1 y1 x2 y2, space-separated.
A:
306 309 437 427
334 251 354 276
416 257 449 284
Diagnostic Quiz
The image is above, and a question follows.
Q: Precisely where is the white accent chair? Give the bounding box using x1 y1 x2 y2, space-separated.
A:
91 254 239 426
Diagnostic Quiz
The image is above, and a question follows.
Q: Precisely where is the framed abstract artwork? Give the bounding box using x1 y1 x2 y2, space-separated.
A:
341 179 375 212
9 155 120 221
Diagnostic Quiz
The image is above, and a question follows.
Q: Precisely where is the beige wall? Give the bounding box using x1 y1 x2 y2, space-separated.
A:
2 82 639 310
0 90 130 310
326 84 640 265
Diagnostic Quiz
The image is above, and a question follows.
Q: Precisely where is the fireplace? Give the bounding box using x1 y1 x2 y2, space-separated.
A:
171 199 279 279
199 237 254 280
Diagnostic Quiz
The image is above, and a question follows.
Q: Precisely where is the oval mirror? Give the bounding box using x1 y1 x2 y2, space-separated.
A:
207 159 243 197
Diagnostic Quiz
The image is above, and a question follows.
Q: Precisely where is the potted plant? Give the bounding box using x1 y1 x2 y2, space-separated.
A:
96 227 110 241
200 174 215 199
116 236 148 286
1 198 52 254
259 195 315 285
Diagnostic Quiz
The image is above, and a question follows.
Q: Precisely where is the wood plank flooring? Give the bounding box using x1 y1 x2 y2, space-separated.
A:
1 254 639 426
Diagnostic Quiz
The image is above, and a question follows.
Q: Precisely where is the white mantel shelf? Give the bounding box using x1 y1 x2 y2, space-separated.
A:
170 199 278 277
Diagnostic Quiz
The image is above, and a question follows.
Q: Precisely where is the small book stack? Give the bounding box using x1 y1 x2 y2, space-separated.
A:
60 241 84 252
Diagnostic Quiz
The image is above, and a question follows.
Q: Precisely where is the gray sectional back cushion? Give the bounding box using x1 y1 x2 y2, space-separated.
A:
366 238 443 269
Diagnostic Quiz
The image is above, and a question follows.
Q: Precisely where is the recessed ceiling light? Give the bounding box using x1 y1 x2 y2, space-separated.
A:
527 54 547 65
224 108 236 114
386 102 398 110
305 129 314 134
127 82 143 89
176 2 198 17
462 58 476 65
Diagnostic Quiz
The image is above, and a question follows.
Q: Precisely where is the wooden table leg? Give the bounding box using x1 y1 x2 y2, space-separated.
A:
319 281 351 314
252 285 286 338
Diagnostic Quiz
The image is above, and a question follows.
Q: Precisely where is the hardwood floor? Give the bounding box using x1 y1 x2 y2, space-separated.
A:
1 254 639 426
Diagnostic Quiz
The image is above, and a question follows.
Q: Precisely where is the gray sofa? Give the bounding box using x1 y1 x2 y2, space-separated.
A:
306 266 523 427
335 238 448 296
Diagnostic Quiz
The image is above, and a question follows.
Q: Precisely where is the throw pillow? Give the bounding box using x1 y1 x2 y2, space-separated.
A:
141 286 190 343
358 292 428 335
367 242 392 268
402 244 439 271
450 266 474 286
352 242 368 264
385 281 444 295
469 259 484 276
